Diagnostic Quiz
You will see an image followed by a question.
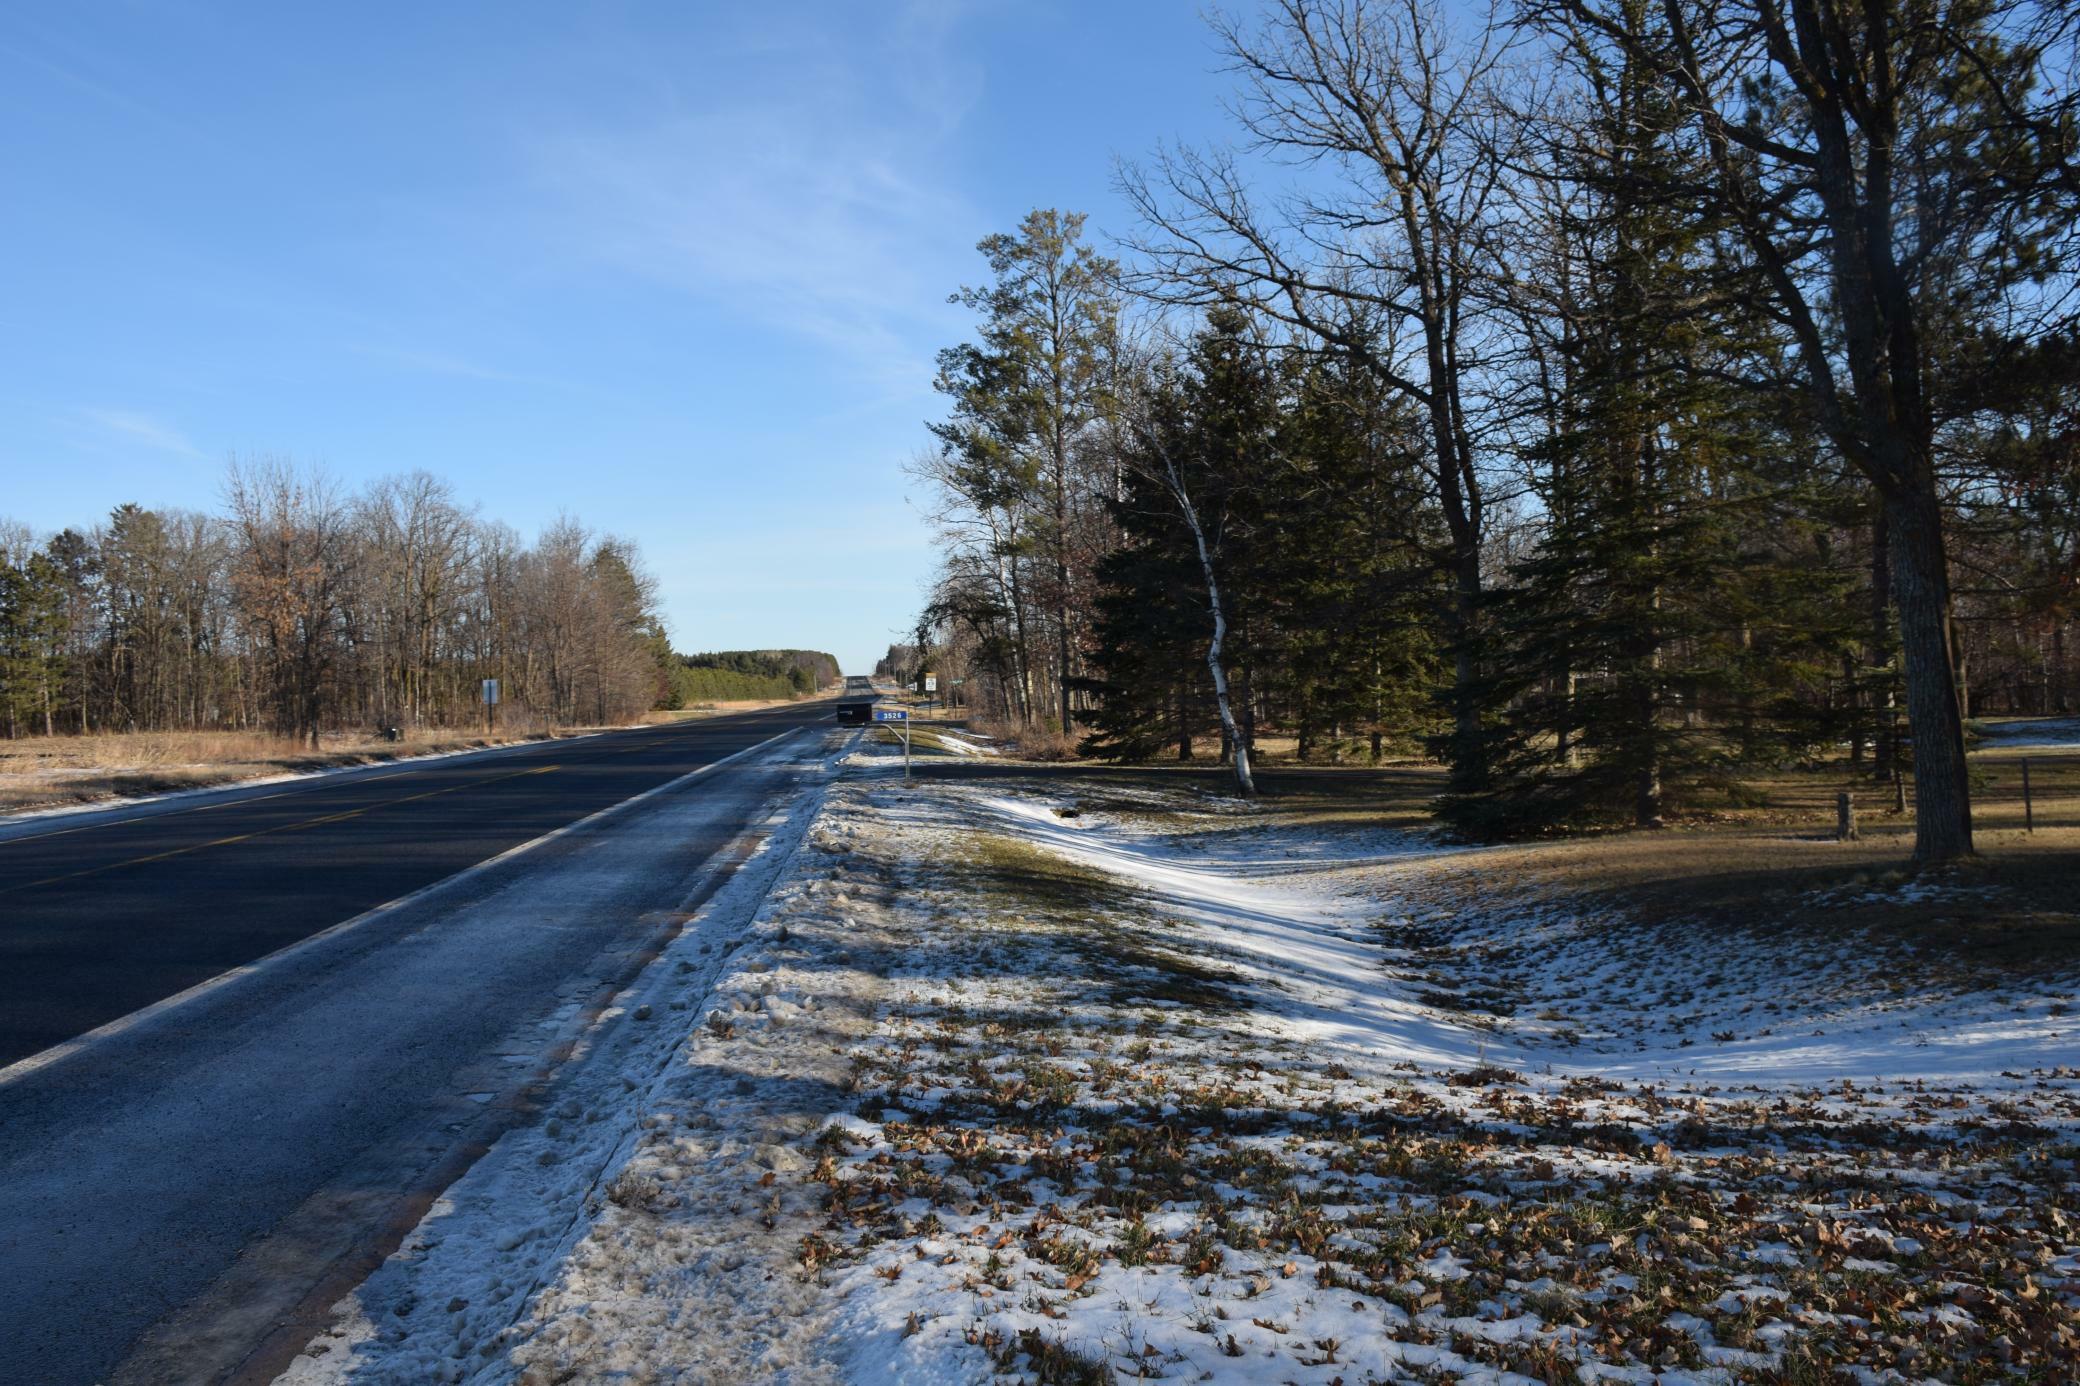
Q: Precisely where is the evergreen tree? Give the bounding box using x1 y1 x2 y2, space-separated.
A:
1086 308 1278 782
43 528 99 734
1086 309 1441 770
1445 11 1852 835
1080 490 1211 760
930 210 1120 733
0 548 68 738
1263 348 1440 763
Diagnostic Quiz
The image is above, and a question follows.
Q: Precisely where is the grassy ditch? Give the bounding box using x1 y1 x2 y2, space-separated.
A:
798 776 2080 1383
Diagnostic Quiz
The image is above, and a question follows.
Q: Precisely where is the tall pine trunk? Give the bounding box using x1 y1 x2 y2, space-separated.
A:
1886 482 1973 861
1443 527 1483 789
1054 438 1074 738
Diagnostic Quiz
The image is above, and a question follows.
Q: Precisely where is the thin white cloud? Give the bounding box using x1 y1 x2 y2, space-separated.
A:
342 344 592 396
73 407 204 459
522 3 986 396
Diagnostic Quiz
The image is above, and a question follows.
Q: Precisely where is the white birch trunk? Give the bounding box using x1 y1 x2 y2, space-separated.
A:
1165 458 1255 796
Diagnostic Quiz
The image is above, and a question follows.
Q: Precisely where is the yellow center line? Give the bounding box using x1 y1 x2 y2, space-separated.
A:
0 768 438 850
6 765 561 896
0 705 797 855
0 736 604 849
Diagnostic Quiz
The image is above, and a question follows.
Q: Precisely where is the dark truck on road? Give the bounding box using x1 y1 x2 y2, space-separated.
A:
836 674 876 725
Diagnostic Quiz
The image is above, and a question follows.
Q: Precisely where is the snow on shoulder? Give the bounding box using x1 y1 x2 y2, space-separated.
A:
282 765 2080 1384
799 779 2077 1383
1973 715 2080 749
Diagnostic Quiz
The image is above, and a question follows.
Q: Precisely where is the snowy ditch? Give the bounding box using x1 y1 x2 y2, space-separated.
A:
283 738 2079 1384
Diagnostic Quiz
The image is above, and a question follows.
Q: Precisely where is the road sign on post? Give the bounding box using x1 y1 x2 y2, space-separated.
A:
481 678 500 733
874 707 911 780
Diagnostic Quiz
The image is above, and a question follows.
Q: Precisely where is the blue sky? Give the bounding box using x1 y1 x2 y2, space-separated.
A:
1 2 1247 671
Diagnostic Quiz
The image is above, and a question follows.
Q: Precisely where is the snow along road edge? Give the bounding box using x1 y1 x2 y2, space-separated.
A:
277 728 873 1384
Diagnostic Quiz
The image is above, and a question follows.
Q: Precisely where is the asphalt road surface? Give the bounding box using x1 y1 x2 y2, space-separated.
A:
0 702 838 1385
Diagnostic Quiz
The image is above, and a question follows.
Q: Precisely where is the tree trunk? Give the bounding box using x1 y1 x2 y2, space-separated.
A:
1173 473 1254 796
1006 561 1034 724
2056 623 2070 714
1239 664 1257 754
1870 498 1898 782
1202 595 1255 796
1448 537 1483 789
1844 649 1865 766
1888 489 1974 862
1055 494 1073 738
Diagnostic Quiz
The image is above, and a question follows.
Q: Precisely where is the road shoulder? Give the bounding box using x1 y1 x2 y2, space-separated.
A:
277 733 876 1384
289 746 2080 1383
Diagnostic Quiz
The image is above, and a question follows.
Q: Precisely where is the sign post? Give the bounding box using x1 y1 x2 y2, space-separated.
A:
874 707 910 780
481 677 500 734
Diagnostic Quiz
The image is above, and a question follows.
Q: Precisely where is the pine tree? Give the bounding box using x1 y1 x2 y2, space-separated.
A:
1087 310 1442 771
1087 308 1279 786
1263 348 1440 763
1445 9 1852 835
0 548 68 738
930 210 1120 733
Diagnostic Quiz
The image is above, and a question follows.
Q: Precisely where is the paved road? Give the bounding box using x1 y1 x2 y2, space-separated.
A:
0 703 837 1384
0 704 829 1066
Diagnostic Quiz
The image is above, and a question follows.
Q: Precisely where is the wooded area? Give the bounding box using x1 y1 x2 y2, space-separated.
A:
665 650 842 706
0 461 814 744
908 0 2078 864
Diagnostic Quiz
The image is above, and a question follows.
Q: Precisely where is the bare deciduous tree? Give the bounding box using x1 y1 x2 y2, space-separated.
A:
1121 0 1530 789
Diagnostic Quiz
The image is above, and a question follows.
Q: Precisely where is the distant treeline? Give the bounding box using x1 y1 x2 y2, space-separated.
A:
1 463 676 743
662 650 839 707
0 465 840 742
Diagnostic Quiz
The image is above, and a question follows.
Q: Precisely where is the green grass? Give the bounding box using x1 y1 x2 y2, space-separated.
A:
954 824 1246 1012
869 725 977 756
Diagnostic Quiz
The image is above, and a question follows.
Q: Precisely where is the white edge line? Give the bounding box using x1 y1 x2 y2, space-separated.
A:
0 725 813 1090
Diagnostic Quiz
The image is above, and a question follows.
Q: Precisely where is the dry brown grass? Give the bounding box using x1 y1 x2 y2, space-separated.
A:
1414 749 2080 975
946 744 2080 974
1449 822 2080 975
960 716 1083 761
0 725 564 814
638 693 825 724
